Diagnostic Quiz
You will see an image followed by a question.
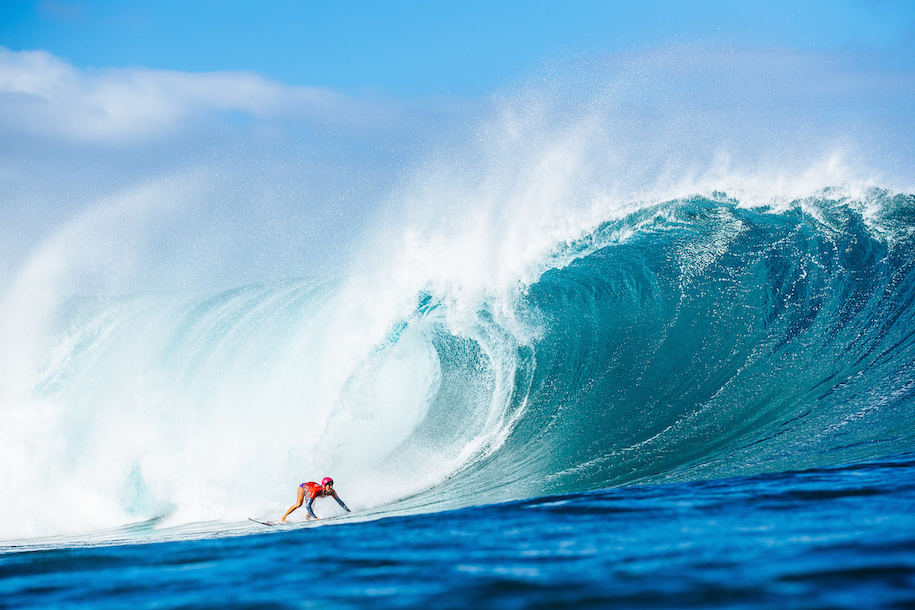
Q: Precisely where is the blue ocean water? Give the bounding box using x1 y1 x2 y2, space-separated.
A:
2 456 913 608
2 192 915 607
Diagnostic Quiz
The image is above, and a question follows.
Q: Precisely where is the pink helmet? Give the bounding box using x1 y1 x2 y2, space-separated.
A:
322 477 334 487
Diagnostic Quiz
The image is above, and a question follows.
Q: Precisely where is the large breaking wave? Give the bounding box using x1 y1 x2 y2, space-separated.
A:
3 186 915 541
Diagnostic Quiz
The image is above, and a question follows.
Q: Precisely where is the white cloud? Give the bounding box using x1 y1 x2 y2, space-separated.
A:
0 47 377 141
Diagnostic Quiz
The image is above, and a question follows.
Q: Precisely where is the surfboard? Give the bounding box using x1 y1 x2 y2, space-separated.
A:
248 517 282 526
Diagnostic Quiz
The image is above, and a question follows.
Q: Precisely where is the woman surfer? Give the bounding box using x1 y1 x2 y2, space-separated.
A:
281 477 352 522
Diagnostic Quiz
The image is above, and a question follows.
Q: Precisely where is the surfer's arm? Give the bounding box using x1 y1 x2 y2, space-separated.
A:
305 496 318 519
333 494 353 513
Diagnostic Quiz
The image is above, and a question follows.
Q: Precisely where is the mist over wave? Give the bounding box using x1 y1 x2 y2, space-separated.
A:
1 47 914 541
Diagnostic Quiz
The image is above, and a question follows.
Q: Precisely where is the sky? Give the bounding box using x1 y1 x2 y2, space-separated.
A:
1 1 914 292
1 0 914 96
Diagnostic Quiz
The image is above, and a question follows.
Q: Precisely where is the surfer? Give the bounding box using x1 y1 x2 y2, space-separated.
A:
281 477 352 522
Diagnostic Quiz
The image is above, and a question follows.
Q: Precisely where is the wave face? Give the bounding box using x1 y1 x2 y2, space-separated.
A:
473 191 915 501
3 185 914 541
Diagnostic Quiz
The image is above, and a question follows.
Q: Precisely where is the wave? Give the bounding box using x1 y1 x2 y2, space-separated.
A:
3 185 914 541
479 190 915 497
400 188 915 509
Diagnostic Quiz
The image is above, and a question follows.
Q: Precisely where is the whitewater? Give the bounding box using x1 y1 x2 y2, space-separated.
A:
1 48 914 607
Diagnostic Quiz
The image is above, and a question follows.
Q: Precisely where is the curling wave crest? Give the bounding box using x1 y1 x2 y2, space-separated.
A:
3 188 914 541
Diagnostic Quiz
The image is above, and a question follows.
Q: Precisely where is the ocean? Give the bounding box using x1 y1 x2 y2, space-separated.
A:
2 189 914 608
2 455 914 608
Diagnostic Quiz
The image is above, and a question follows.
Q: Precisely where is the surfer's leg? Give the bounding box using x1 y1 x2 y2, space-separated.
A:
281 485 306 522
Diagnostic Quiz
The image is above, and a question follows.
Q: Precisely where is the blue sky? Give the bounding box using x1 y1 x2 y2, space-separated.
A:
2 0 914 96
